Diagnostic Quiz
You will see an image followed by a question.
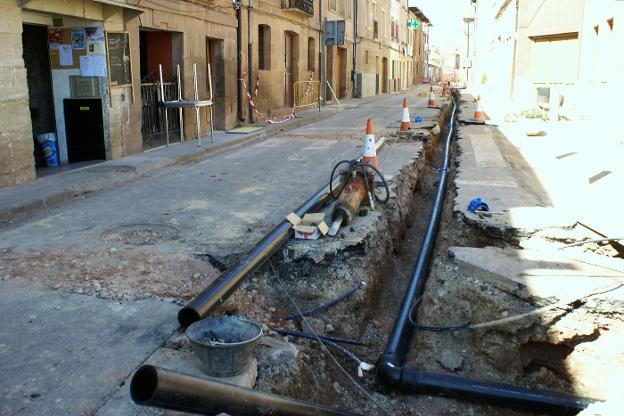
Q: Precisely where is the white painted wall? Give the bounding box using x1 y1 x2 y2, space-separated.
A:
51 68 80 163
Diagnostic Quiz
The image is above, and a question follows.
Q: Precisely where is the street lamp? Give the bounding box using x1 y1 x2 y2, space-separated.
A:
463 4 475 85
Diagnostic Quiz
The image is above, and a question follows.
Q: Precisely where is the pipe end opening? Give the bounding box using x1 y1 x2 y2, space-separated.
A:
130 365 158 404
178 307 201 328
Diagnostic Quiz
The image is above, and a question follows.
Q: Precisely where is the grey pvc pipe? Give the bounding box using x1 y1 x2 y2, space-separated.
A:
130 365 358 416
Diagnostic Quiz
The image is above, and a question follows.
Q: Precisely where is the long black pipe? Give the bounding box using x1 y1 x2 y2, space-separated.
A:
131 365 358 416
178 139 385 327
247 0 254 123
178 176 340 327
375 94 596 414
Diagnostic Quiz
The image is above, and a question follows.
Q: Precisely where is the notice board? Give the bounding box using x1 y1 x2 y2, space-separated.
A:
48 28 86 69
105 31 132 87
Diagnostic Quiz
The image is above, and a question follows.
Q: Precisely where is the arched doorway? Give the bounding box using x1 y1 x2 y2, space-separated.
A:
381 57 388 93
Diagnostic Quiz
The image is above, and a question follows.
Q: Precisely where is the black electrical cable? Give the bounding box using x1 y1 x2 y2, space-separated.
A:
330 160 354 200
358 163 390 203
411 322 472 332
283 282 365 320
273 328 368 347
277 328 363 366
409 281 624 333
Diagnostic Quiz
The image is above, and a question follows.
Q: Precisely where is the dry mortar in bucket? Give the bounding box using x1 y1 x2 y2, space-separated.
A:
186 316 262 377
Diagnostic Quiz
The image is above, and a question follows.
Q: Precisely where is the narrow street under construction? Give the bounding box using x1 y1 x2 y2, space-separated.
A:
1 82 622 416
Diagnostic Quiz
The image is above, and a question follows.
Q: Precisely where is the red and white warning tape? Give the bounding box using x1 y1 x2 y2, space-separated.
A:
239 72 315 124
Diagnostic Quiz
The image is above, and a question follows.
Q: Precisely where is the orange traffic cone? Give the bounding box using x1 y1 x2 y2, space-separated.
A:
362 118 378 168
427 86 436 107
400 98 411 131
473 95 485 122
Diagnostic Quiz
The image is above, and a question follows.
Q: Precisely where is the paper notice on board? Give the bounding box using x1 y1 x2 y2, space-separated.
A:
59 45 73 66
87 40 105 55
71 28 86 49
79 55 107 77
86 27 104 41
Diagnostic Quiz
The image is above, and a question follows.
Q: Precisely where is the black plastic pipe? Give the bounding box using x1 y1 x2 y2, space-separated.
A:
376 94 596 415
236 3 244 122
376 362 593 415
178 177 340 327
178 139 385 327
131 365 358 416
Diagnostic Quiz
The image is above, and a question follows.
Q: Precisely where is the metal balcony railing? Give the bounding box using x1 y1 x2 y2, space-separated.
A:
281 0 314 16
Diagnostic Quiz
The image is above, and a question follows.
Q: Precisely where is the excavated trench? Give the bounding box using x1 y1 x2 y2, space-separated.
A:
202 103 456 413
200 96 619 415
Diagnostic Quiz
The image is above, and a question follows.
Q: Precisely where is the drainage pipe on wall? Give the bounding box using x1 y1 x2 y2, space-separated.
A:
178 138 386 327
236 1 244 122
131 365 358 416
375 93 596 415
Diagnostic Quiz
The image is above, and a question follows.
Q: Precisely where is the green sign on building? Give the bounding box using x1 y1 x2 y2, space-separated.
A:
408 19 420 29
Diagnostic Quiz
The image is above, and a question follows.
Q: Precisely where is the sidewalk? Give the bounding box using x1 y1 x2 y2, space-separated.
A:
455 91 624 238
452 90 624 302
0 93 393 225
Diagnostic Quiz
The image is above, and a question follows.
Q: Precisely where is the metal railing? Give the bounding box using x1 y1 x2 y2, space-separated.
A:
281 0 314 15
293 80 321 111
141 82 181 151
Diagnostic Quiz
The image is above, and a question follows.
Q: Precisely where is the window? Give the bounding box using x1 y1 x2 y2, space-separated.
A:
381 10 385 38
258 24 271 70
308 37 315 71
365 50 369 64
372 2 376 27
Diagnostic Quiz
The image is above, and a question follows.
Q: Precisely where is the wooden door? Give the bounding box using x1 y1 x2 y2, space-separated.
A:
336 47 346 98
284 33 294 106
382 58 388 93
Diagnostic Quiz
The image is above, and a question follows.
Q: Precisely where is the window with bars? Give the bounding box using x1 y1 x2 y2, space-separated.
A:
308 37 315 71
258 24 271 70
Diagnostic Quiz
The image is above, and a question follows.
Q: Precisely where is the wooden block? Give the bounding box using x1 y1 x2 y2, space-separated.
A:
286 212 301 226
301 213 325 225
317 221 329 236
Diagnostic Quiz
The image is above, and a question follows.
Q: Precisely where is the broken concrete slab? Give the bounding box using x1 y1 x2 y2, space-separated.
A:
448 246 624 301
464 207 578 238
0 279 178 416
286 140 424 264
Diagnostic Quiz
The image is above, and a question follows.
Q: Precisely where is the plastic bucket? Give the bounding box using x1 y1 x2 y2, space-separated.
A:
186 316 262 377
36 133 60 167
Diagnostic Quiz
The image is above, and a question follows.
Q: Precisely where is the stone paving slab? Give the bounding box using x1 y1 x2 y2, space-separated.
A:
449 246 624 301
0 279 178 416
454 122 552 237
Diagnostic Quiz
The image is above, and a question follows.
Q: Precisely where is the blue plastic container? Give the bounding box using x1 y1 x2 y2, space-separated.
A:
37 133 60 167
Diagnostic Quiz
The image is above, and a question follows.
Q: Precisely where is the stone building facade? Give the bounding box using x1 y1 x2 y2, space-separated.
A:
470 0 623 120
0 0 238 189
1 0 424 189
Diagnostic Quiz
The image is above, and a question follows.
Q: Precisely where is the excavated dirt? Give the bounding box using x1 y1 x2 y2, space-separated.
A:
220 97 624 415
0 249 220 302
